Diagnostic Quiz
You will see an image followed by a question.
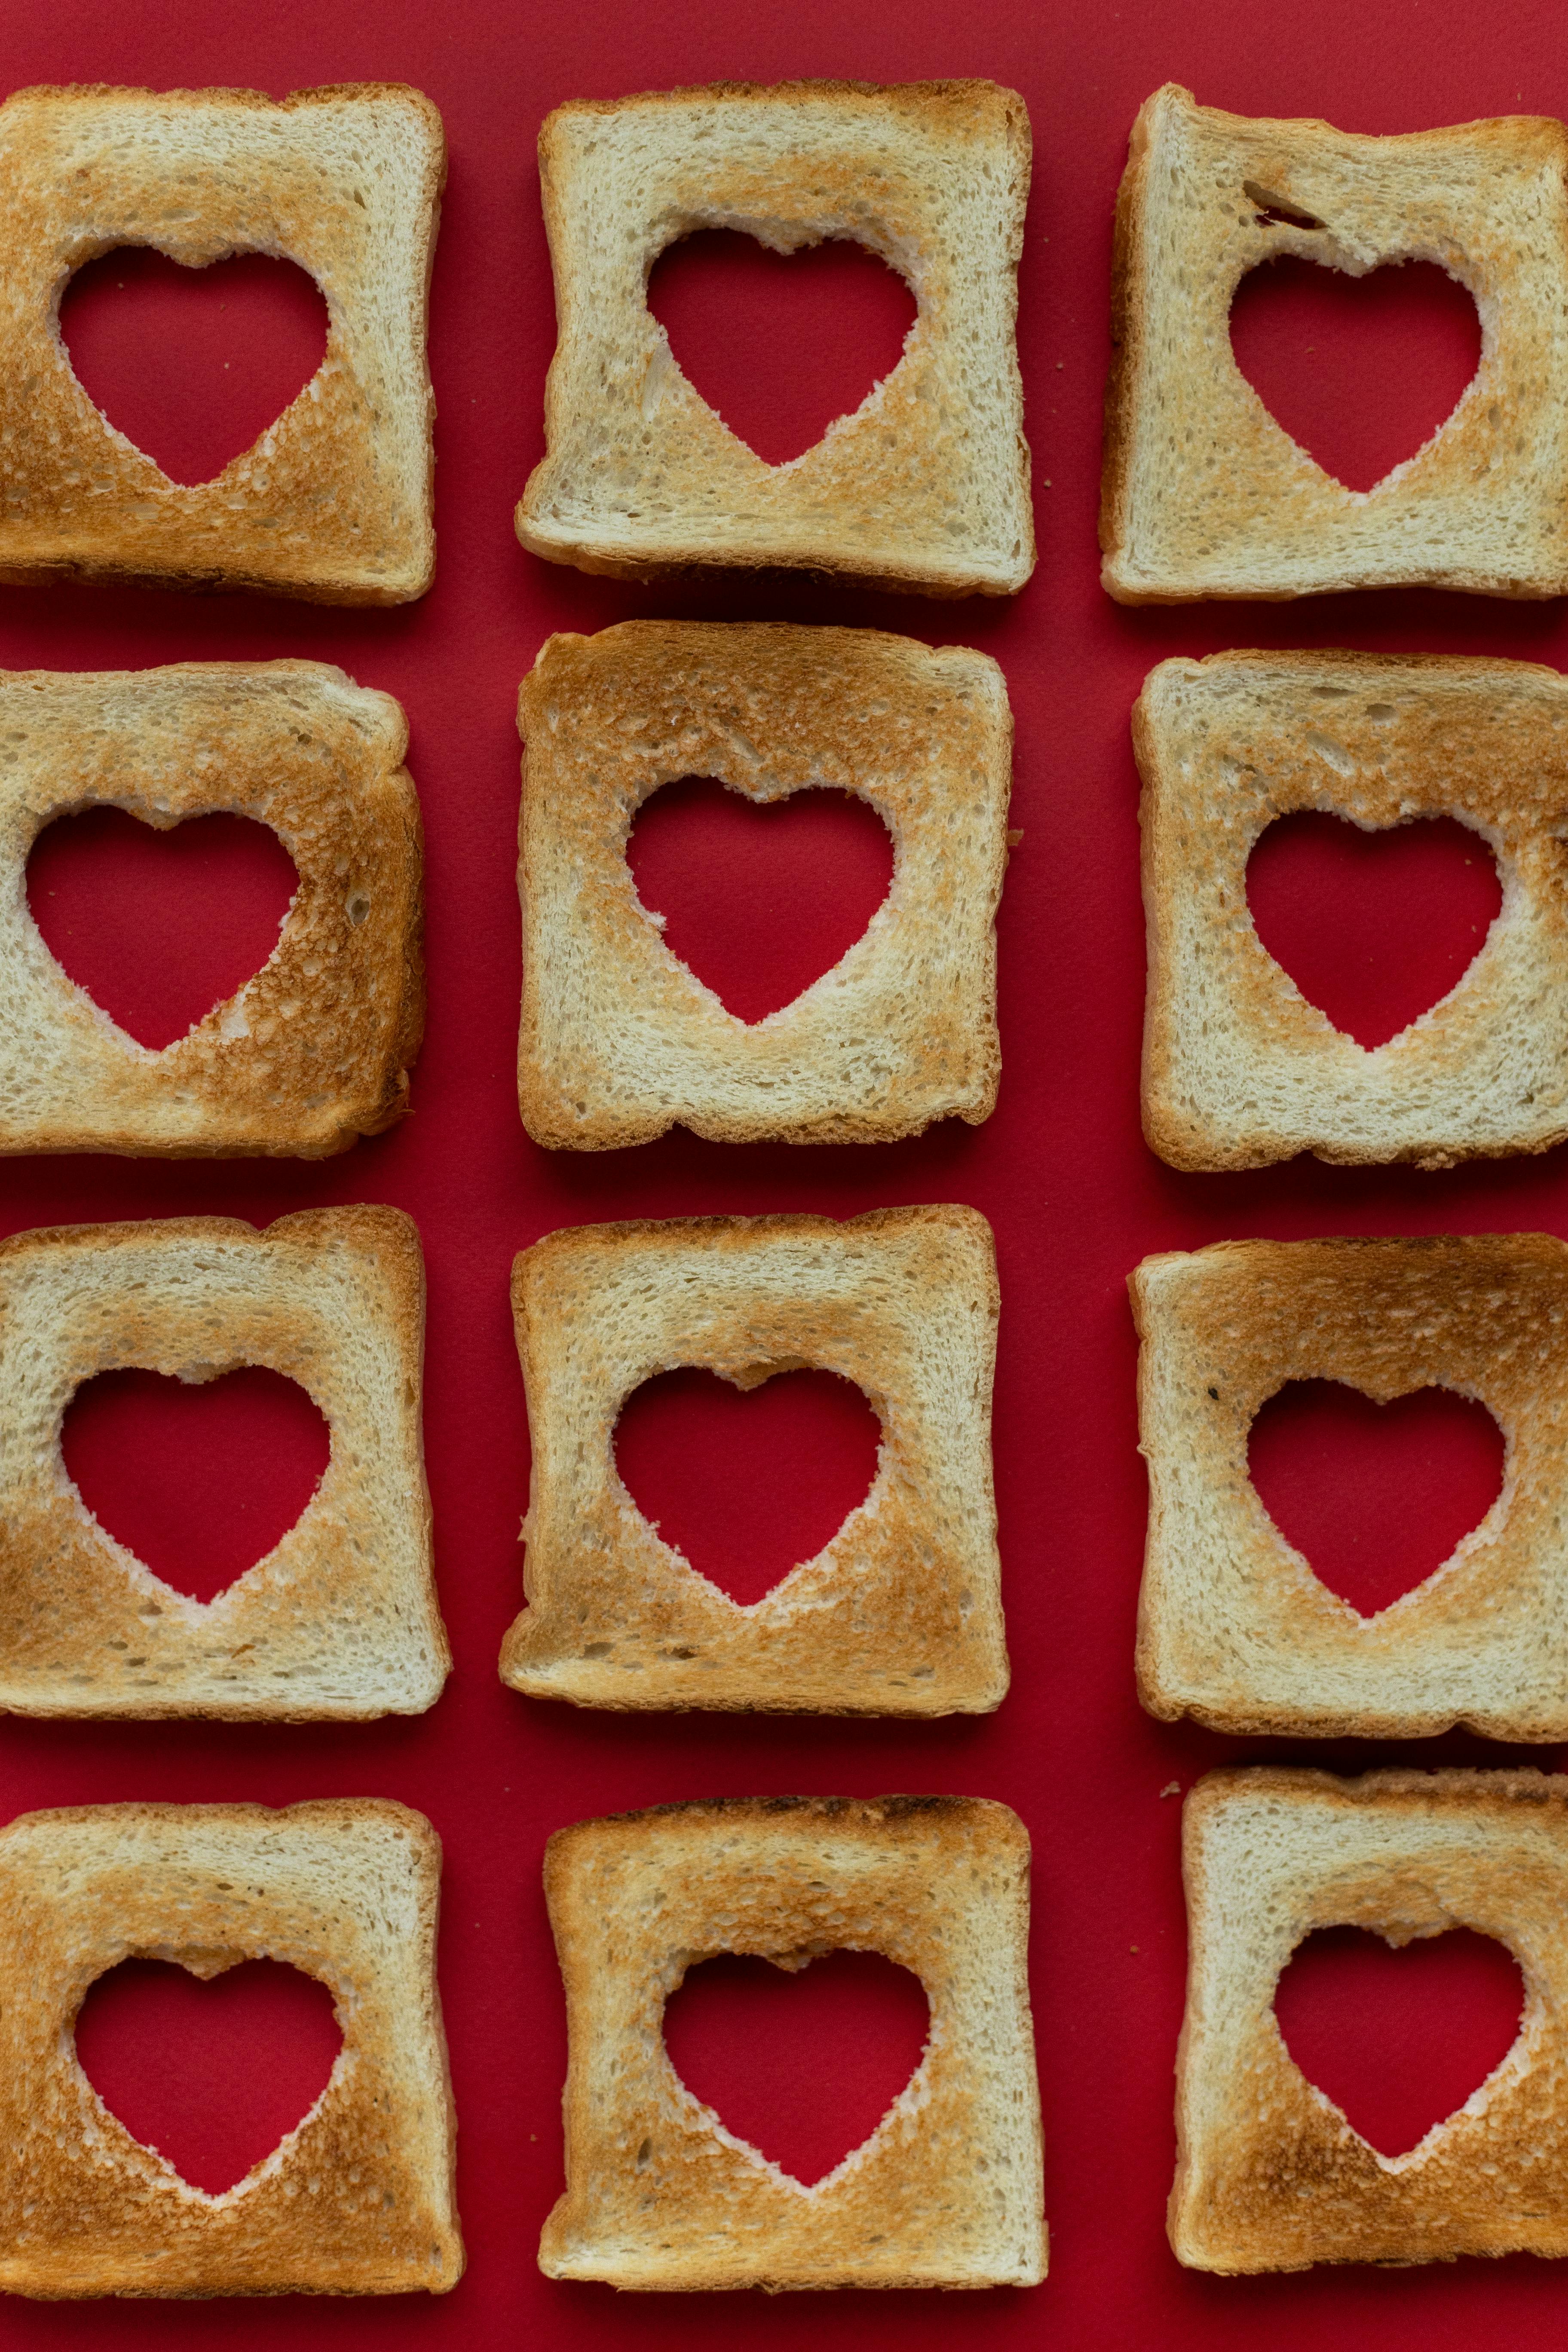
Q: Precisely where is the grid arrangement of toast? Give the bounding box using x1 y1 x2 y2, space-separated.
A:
2 64 1568 2304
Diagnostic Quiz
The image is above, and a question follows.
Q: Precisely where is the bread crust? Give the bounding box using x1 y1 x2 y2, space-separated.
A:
1174 1767 1568 2271
1136 649 1568 1170
517 79 1033 597
540 1795 1044 2288
1132 1234 1568 1740
499 1206 1008 1715
0 661 423 1157
0 1207 449 1718
0 83 443 603
0 1799 462 2295
518 621 1011 1148
1101 84 1568 601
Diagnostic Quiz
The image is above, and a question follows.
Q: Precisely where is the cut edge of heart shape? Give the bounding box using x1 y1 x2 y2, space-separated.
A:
28 802 300 1057
67 1502 324 1615
662 1948 932 2191
75 1949 346 2202
1273 1925 1527 2167
1244 809 1505 1054
1249 1378 1510 1624
626 777 899 1029
1227 252 1484 497
1295 2043 1527 2175
60 1362 332 1612
58 243 333 490
614 1361 888 1616
645 227 922 473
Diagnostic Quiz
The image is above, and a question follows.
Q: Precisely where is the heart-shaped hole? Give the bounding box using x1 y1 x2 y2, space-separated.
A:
63 1366 331 1605
613 1366 882 1608
1274 1925 1523 2158
59 246 330 487
75 1957 343 2195
1246 813 1501 1050
627 778 894 1025
1248 1378 1505 1619
662 1949 930 2184
28 807 299 1052
646 230 917 467
1229 256 1481 492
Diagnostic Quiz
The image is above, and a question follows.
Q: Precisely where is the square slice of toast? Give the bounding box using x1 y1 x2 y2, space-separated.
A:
499 1207 1007 1715
516 81 1034 597
0 1208 449 1718
1101 84 1568 601
518 622 1011 1148
0 83 444 603
0 1799 462 2296
1175 1767 1568 2271
541 1795 1044 2290
1136 650 1568 1170
0 661 423 1157
1132 1234 1568 1741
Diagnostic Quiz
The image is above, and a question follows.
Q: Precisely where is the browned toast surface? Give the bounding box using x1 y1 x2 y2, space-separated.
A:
0 83 444 602
1137 650 1568 1170
0 1799 462 2296
501 1207 1008 1715
517 80 1033 596
518 621 1011 1148
541 1795 1044 2288
1102 84 1568 601
1175 1768 1568 2270
1133 1233 1568 1740
0 1207 448 1718
0 662 423 1157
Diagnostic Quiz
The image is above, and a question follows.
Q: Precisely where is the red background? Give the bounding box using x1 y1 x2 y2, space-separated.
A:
5 0 1568 2344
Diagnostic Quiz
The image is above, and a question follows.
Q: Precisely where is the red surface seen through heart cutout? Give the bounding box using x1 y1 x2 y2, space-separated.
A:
646 230 917 467
75 1957 343 2196
1248 1379 1505 1619
28 807 299 1052
1246 813 1501 1050
64 1367 331 1605
1229 255 1481 492
613 1366 882 1608
59 246 330 487
627 778 894 1025
663 1949 931 2184
1274 1926 1524 2158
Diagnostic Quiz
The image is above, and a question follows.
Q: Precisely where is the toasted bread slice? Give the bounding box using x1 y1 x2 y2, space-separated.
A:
516 80 1033 597
0 1798 461 2297
1131 1234 1568 1741
499 1207 1007 1715
0 1208 448 1718
0 661 422 1156
1136 650 1568 1170
0 83 443 603
1101 84 1568 601
518 623 1011 1148
1174 1767 1568 2271
540 1795 1043 2290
